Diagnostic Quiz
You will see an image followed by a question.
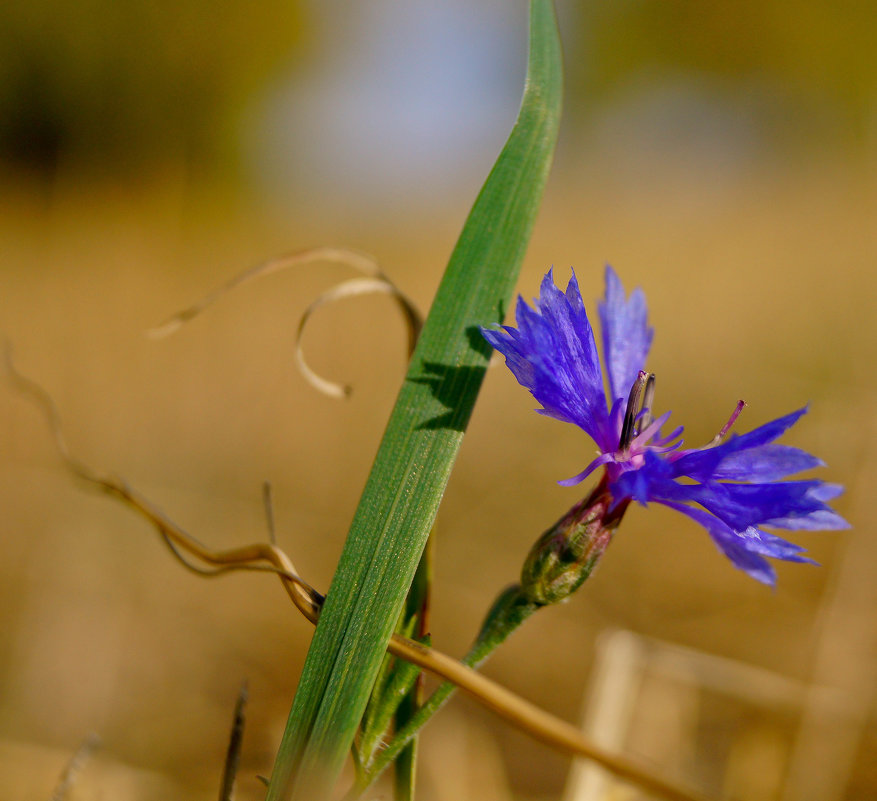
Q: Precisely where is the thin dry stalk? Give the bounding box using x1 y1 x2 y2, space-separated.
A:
218 681 249 801
50 732 100 801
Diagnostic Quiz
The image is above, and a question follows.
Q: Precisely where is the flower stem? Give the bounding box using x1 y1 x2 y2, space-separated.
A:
356 585 540 792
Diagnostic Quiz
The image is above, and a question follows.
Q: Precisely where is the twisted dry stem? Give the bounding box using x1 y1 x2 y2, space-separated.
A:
5 349 715 801
147 246 423 400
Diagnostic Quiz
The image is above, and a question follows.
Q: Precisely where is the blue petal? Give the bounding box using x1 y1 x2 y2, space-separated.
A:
481 270 612 448
617 464 655 506
767 509 850 530
660 501 778 585
598 265 654 404
680 480 840 531
609 449 672 503
764 484 849 530
709 444 824 481
808 482 844 501
619 447 673 482
671 407 810 482
735 527 817 564
558 451 615 487
614 450 846 534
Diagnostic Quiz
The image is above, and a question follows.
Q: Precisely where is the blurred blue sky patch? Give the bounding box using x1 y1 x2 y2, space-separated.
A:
243 0 528 205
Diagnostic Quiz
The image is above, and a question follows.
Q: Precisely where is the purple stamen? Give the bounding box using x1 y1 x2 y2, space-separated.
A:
708 400 747 446
631 410 674 451
636 373 656 434
652 424 684 447
619 371 652 451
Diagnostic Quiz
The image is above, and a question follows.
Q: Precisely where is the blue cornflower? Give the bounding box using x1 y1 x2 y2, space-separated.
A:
482 267 848 586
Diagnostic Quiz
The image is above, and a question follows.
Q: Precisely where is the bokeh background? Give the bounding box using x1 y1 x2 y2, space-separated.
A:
1 1 875 799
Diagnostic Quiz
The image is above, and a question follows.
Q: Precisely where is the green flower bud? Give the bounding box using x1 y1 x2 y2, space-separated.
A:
520 473 628 605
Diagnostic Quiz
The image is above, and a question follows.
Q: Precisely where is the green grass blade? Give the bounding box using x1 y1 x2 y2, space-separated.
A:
266 3 562 799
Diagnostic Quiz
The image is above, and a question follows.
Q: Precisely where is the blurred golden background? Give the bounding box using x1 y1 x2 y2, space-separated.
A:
1 2 874 799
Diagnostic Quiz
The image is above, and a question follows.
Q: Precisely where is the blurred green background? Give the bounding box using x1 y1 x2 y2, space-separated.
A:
1 2 874 799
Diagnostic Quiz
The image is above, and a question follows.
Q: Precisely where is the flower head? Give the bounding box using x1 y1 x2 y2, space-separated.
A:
482 266 848 586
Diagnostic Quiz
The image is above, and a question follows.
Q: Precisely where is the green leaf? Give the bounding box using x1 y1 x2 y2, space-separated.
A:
266 3 563 799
